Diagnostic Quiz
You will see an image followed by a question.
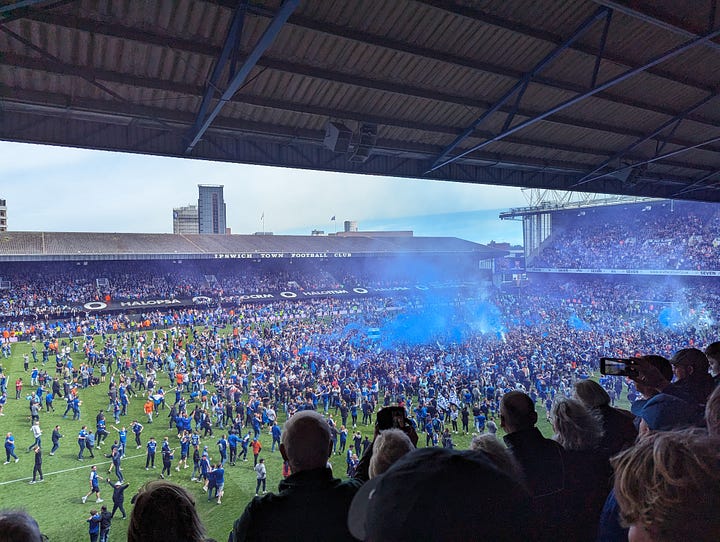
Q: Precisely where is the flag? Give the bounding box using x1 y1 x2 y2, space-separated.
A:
330 216 336 221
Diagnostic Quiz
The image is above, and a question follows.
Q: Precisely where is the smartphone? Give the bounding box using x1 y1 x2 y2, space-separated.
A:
376 406 408 430
600 357 638 377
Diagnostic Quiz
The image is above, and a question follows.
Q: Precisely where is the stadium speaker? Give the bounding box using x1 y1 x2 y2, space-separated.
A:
323 121 353 153
349 123 377 163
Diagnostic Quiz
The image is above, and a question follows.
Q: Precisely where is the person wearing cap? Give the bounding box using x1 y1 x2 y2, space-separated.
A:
632 348 715 408
229 410 361 542
348 447 533 542
597 369 704 542
106 477 129 519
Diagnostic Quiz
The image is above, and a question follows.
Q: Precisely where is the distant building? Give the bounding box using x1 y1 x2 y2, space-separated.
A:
173 204 199 234
333 220 413 238
198 185 227 234
0 198 6 232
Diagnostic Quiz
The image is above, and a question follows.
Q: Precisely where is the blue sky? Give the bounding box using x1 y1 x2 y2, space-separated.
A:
0 141 527 245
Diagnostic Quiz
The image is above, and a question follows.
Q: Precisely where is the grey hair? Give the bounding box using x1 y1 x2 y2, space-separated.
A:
551 396 604 451
369 429 414 479
469 434 524 483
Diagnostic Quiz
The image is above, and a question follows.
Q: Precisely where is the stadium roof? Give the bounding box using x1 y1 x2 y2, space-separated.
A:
1 0 719 201
0 231 504 261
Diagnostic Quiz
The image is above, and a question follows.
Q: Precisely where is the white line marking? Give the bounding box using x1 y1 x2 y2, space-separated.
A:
0 453 145 486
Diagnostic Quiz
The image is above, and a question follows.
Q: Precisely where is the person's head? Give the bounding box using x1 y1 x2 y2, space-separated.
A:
573 379 610 409
670 348 709 382
128 481 206 542
705 385 720 438
349 447 532 541
631 393 702 436
0 509 43 542
612 429 720 542
550 396 603 451
369 429 414 479
636 355 673 398
499 391 536 433
280 411 331 473
704 342 720 377
258 458 264 464
469 434 524 483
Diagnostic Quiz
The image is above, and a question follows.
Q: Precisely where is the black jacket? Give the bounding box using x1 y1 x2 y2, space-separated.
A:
107 480 129 503
504 427 566 542
229 467 361 542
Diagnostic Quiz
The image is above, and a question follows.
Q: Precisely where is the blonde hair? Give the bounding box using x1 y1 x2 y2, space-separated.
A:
550 397 603 451
612 429 720 542
469 434 524 483
369 429 414 479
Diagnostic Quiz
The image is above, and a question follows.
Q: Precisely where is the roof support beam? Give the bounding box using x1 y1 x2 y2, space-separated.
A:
417 0 714 92
592 0 720 52
22 11 720 132
429 7 612 172
576 134 720 186
570 92 720 188
185 0 249 154
0 0 71 23
183 0 299 154
2 51 718 174
429 22 720 173
671 170 720 198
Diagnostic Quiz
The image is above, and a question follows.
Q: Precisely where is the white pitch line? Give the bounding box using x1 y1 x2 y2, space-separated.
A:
0 452 145 486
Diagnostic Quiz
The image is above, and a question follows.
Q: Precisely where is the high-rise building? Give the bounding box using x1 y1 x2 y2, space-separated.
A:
198 185 227 234
0 198 6 232
172 205 199 234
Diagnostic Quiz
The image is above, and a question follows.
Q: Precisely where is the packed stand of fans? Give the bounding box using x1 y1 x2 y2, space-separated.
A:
0 257 476 319
531 200 720 270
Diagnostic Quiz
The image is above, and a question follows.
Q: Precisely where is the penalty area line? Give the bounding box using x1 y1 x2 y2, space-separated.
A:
0 453 145 486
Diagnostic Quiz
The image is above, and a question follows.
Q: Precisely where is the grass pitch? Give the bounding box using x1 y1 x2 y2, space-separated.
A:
0 329 563 542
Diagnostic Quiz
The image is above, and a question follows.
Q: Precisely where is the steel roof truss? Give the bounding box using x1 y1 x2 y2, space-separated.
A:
430 21 720 173
183 0 300 155
184 0 249 154
671 170 720 198
428 6 612 173
570 92 719 188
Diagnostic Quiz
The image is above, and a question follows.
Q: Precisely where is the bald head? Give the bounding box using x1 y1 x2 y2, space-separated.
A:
281 411 332 473
500 391 537 433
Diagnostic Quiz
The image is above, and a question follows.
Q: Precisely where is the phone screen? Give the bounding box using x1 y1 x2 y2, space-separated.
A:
602 359 629 375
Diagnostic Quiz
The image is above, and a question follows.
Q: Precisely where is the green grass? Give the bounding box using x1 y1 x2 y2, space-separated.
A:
0 330 588 541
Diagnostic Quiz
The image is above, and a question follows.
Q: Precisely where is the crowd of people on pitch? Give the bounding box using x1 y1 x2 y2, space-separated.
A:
531 201 720 270
2 270 720 540
3 344 719 541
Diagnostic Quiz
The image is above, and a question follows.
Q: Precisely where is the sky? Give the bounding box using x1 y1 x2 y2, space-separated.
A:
0 141 528 245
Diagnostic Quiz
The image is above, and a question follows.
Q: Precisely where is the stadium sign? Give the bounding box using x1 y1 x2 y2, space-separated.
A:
528 268 720 277
79 284 468 313
213 252 353 259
